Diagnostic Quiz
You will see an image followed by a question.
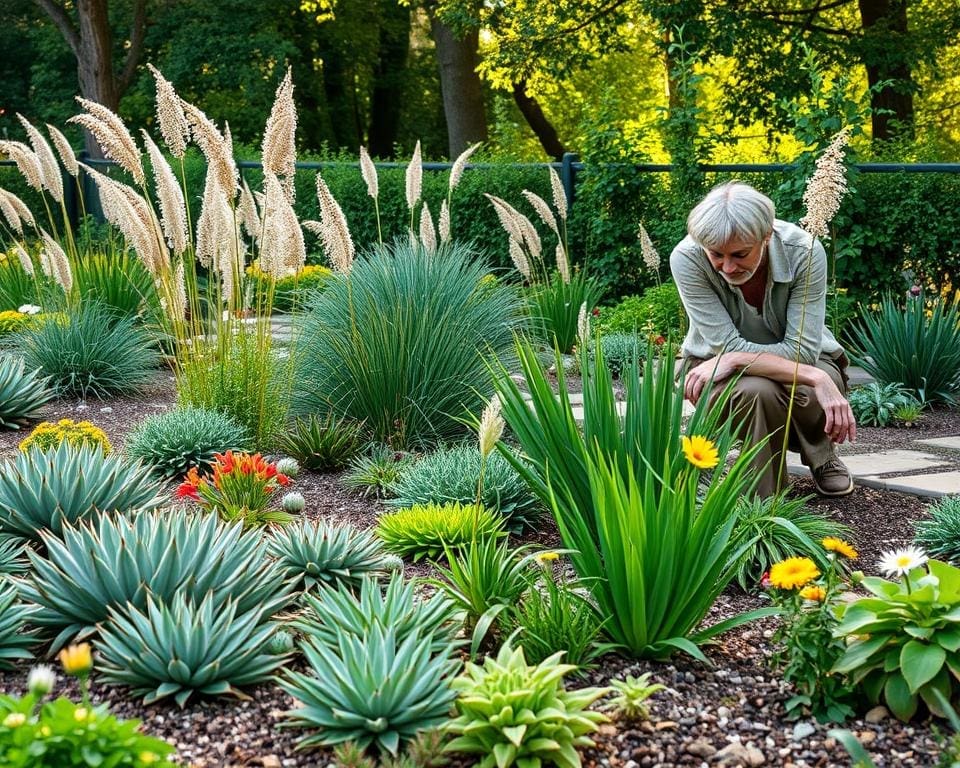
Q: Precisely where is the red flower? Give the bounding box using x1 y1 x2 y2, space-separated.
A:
654 335 666 346
591 308 600 317
760 570 772 590
277 473 290 486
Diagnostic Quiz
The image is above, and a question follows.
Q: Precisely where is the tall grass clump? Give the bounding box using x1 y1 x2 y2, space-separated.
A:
293 240 524 449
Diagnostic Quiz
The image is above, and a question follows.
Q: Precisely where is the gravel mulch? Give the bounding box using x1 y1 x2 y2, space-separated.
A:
0 369 956 767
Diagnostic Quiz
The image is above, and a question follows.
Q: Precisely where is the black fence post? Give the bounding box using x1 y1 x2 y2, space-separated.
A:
561 152 579 211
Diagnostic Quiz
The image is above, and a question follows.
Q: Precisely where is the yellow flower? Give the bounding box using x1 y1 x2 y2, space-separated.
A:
799 585 827 602
822 537 858 559
139 753 159 765
39 725 51 737
2 712 25 728
536 551 559 564
73 707 89 722
682 435 719 470
59 643 93 677
769 557 821 590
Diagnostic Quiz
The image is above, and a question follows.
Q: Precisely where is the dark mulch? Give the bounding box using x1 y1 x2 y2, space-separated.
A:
0 370 956 766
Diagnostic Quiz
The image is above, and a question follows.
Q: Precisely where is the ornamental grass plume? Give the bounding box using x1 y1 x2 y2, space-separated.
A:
485 194 526 243
405 139 422 212
638 221 659 276
768 556 820 589
147 64 189 158
1 189 36 231
13 244 33 275
0 189 27 234
555 242 570 284
681 434 719 470
259 172 305 279
39 229 72 294
0 141 44 192
577 301 590 350
69 98 145 185
800 128 851 238
478 393 504 458
47 124 79 177
449 142 479 194
261 67 297 202
419 202 437 254
310 175 354 274
439 199 451 245
522 190 560 237
238 179 261 239
359 146 378 199
508 238 530 280
181 100 237 194
142 131 188 256
549 166 567 220
17 115 63 203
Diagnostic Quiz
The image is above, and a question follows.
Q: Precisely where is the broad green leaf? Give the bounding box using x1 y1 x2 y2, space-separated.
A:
900 641 946 693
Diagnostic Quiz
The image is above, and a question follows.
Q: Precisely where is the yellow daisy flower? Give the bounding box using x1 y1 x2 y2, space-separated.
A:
799 585 827 602
682 435 719 470
822 537 858 559
769 557 821 589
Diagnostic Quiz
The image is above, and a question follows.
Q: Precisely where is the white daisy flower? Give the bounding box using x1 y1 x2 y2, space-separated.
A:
878 547 928 577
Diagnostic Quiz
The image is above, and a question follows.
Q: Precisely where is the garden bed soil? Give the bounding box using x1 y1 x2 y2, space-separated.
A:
0 369 954 767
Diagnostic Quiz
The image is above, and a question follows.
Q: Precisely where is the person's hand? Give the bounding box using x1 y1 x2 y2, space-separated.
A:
812 371 857 444
684 354 739 405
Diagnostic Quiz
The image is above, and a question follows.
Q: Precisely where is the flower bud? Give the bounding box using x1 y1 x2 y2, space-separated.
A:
850 570 865 586
27 664 56 696
2 712 26 728
58 642 93 677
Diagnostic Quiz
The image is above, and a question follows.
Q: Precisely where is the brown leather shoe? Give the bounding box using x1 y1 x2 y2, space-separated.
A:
811 457 854 497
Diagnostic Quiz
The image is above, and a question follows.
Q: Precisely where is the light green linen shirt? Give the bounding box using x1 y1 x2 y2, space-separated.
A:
669 219 842 365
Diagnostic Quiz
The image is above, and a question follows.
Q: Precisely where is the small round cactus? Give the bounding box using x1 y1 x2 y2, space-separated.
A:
276 457 300 478
281 492 305 514
268 629 296 655
381 554 405 573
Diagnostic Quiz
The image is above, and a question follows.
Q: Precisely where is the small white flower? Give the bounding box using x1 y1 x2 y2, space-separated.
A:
18 304 41 315
878 546 928 577
27 664 56 696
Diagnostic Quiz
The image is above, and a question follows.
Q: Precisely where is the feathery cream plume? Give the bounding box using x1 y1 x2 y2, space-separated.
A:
485 194 525 243
508 237 530 280
13 243 33 275
522 190 559 237
181 100 238 195
195 170 229 269
514 210 542 263
438 199 451 245
800 128 851 239
70 98 145 185
408 229 418 249
478 393 504 458
142 131 188 256
549 167 567 220
359 146 378 199
315 174 354 274
147 64 189 158
638 221 659 275
0 141 44 192
170 260 187 323
577 302 590 349
449 142 480 193
18 115 63 202
555 243 570 284
261 68 297 203
39 229 72 294
238 179 261 239
0 190 23 234
47 125 78 177
405 140 422 211
0 189 36 231
419 202 437 254
258 172 305 279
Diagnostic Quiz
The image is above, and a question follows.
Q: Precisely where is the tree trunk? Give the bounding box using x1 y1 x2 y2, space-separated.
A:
429 14 487 158
511 80 565 161
858 0 914 140
368 2 411 157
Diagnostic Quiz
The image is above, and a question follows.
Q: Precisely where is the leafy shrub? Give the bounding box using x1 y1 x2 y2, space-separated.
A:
0 691 175 767
587 333 647 379
444 643 608 767
915 498 960 564
283 575 461 754
293 240 525 449
267 518 390 590
526 271 602 353
833 557 960 721
0 442 165 541
728 491 853 591
19 509 291 651
386 444 543 532
247 262 332 312
72 248 157 319
848 295 960 403
344 445 415 498
97 592 288 707
0 354 53 429
599 281 687 341
15 301 159 398
377 503 504 562
504 562 608 669
0 579 36 669
19 418 112 454
848 382 923 427
124 407 253 478
276 413 366 471
0 310 34 337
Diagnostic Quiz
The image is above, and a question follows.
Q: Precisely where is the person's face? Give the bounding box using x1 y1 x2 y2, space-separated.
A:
703 236 768 286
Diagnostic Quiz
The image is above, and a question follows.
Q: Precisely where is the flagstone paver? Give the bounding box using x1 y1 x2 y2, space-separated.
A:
858 471 960 497
915 437 960 451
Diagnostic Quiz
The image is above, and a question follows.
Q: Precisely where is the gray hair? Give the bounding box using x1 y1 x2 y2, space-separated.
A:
686 182 775 250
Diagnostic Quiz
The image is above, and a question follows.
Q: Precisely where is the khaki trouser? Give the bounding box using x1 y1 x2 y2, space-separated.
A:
680 352 849 498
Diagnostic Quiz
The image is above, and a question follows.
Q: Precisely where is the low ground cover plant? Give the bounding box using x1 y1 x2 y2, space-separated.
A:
607 673 666 722
19 418 112 454
376 502 503 562
344 446 415 498
847 381 924 427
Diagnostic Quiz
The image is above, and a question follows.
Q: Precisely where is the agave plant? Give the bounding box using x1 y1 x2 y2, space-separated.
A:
20 509 292 651
292 573 460 655
0 442 166 540
0 578 37 668
376 502 504 562
276 413 366 471
0 535 27 576
97 592 289 707
279 621 460 754
267 519 389 591
0 354 53 429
